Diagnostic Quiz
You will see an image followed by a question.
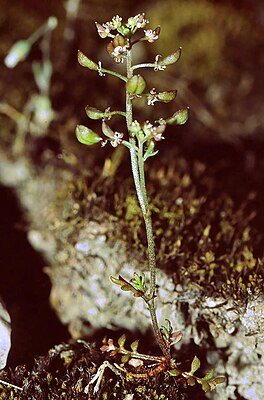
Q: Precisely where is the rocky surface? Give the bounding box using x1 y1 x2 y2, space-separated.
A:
1 145 263 399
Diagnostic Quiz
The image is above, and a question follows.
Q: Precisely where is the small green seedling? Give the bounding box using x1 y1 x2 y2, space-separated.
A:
76 13 225 393
2 16 57 153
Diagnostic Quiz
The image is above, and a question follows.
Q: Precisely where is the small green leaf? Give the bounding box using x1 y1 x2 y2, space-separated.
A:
144 140 158 161
75 125 102 145
130 273 147 292
201 382 210 392
159 47 182 66
160 319 173 341
121 354 131 364
168 369 181 377
118 334 126 349
78 50 98 70
212 376 226 385
110 275 145 298
130 340 139 352
166 108 189 125
190 356 201 375
203 370 215 380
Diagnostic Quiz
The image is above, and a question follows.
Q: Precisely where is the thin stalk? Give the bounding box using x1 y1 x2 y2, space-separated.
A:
99 64 127 82
125 49 170 361
131 62 160 71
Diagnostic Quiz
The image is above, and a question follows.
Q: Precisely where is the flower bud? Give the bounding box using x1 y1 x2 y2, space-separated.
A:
4 40 31 69
157 90 177 103
130 120 142 136
126 75 146 95
117 25 131 37
85 106 105 120
77 50 98 70
47 16 58 30
144 140 158 160
158 47 182 66
166 108 189 125
75 125 102 145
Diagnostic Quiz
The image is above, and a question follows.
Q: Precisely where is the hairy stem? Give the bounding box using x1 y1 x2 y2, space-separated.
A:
125 49 170 361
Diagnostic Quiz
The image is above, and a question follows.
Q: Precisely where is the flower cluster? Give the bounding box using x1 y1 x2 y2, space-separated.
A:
74 13 226 396
95 14 160 63
95 14 149 39
131 119 166 142
106 34 129 63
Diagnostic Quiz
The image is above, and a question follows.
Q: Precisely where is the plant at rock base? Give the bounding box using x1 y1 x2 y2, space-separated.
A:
75 13 225 393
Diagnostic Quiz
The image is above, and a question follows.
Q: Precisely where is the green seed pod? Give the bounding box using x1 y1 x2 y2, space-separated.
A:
126 75 146 95
157 90 177 103
166 108 189 125
75 125 102 145
4 40 31 68
102 120 114 138
85 106 105 120
77 50 98 70
159 47 182 66
113 34 126 47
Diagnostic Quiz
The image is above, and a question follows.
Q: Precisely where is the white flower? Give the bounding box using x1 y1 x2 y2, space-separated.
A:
147 88 158 106
143 120 165 141
134 13 149 28
144 29 159 43
147 97 158 106
143 121 154 136
111 132 124 147
112 45 128 58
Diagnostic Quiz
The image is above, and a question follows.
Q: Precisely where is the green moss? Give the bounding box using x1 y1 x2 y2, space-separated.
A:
102 156 264 305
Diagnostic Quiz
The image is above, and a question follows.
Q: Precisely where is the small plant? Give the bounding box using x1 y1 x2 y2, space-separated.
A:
1 16 57 154
76 14 225 394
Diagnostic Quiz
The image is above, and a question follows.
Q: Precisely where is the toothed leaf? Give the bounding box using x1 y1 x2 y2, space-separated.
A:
190 356 201 375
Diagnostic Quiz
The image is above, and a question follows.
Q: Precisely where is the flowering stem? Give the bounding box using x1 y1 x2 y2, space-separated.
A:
125 49 170 361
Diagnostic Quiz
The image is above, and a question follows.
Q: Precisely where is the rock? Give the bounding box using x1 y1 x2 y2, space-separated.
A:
0 299 11 370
